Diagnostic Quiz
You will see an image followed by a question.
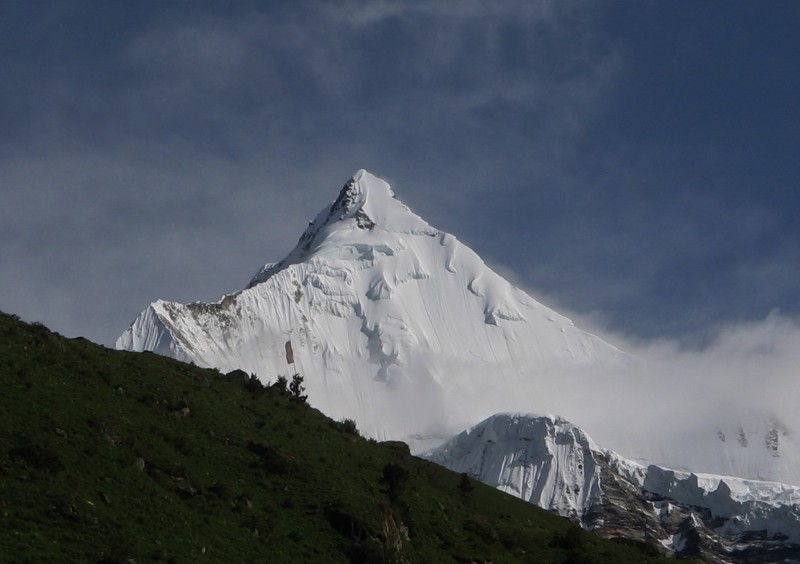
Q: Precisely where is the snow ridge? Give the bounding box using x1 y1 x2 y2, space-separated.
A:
642 465 800 543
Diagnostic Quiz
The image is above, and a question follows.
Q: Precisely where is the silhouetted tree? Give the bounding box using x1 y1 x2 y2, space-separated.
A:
341 419 359 436
273 375 288 393
244 373 264 394
289 373 307 403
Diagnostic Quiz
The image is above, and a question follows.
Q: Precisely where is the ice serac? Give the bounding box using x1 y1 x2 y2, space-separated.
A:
117 170 626 447
424 413 604 518
425 413 800 561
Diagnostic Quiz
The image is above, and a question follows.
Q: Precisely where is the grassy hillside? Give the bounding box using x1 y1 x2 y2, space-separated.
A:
0 312 668 562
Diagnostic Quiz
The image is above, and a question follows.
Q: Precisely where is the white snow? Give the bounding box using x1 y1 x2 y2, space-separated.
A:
643 464 800 543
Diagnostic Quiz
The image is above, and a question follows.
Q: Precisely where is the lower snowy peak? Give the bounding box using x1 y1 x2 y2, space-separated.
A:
424 413 800 560
423 413 604 518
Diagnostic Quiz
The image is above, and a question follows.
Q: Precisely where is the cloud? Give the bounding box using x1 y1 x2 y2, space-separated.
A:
415 308 800 484
583 313 800 474
116 1 617 136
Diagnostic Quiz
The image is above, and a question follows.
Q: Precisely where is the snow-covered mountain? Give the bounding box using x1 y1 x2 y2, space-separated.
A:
425 413 800 561
423 413 611 519
118 170 627 444
118 170 800 485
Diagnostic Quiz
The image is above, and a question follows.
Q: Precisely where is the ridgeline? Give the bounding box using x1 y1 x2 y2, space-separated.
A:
0 312 668 562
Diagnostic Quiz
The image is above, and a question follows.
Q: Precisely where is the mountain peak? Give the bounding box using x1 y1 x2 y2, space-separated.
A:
120 169 626 452
247 170 436 287
326 170 383 230
328 169 433 234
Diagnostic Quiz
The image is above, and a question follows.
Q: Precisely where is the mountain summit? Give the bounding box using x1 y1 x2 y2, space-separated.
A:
247 170 437 288
118 170 626 447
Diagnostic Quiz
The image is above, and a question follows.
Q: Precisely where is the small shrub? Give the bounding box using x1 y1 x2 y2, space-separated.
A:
458 472 474 499
246 441 293 475
341 418 359 436
225 369 248 381
272 375 288 393
380 463 410 504
244 373 264 394
289 373 307 403
331 418 360 437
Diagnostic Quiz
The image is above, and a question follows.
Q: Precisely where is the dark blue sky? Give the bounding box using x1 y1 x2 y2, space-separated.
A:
2 1 799 346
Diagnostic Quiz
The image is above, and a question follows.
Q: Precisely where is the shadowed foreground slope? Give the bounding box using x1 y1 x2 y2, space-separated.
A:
0 312 667 563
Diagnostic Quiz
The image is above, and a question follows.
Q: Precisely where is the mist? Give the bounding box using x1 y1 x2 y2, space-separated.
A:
413 311 800 484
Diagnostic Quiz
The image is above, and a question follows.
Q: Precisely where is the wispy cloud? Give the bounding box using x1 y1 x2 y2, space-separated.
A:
422 309 800 483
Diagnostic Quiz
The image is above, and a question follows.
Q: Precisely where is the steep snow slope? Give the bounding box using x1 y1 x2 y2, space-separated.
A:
425 413 606 518
425 413 800 559
118 170 800 485
118 170 626 445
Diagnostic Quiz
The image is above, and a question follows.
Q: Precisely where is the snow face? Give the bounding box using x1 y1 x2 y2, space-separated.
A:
118 170 626 446
423 413 604 518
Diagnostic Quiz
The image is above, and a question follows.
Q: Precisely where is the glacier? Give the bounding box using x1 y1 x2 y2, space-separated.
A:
118 169 800 487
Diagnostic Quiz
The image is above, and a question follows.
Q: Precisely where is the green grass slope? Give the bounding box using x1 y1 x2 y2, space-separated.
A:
0 312 669 563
